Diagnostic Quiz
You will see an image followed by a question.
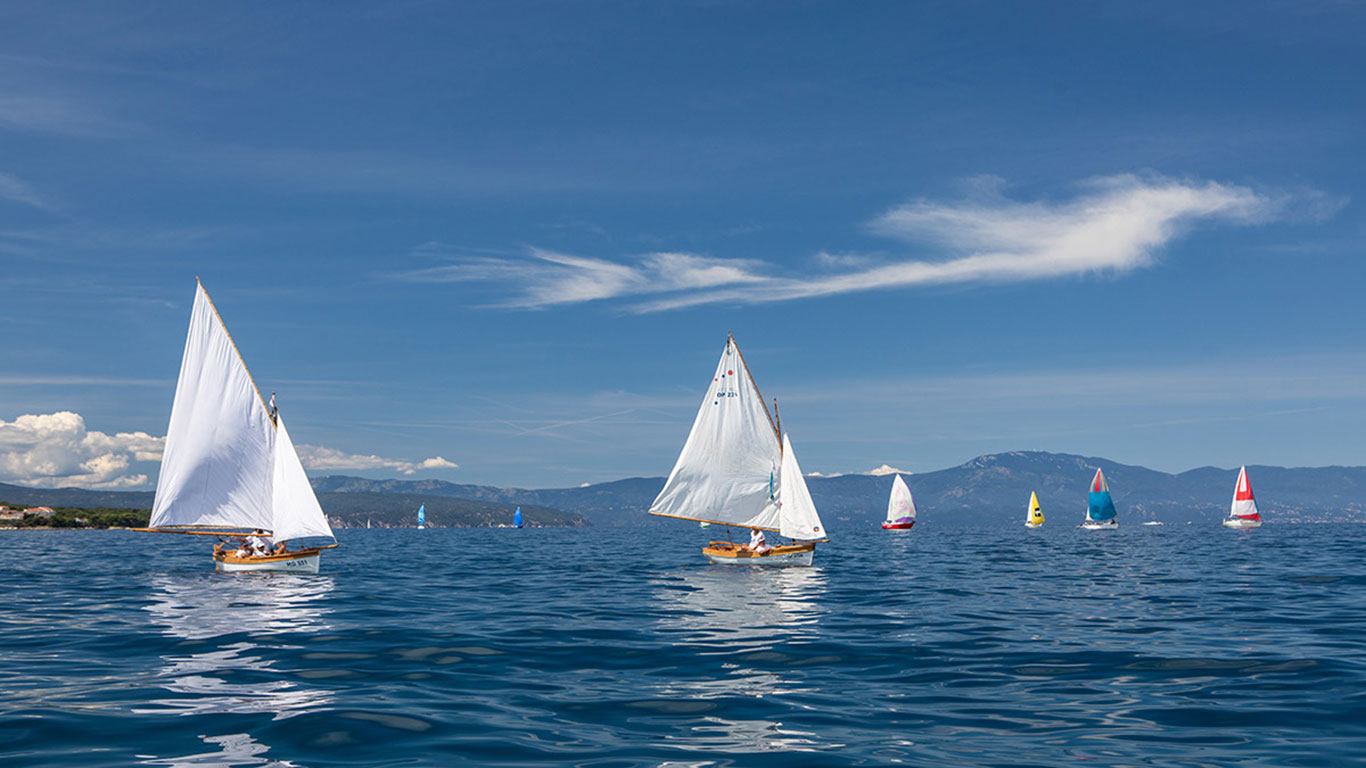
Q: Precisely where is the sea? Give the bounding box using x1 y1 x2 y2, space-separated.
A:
2 524 1364 767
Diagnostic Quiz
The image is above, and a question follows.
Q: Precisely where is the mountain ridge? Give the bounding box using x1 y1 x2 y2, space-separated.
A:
5 451 1361 527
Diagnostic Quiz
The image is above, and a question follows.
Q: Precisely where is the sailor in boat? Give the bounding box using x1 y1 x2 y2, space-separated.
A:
268 392 278 424
748 528 772 555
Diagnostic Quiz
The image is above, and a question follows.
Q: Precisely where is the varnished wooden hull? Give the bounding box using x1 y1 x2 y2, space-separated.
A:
702 540 815 567
213 548 325 573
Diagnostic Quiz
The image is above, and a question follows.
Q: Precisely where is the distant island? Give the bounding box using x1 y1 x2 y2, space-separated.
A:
3 451 1364 529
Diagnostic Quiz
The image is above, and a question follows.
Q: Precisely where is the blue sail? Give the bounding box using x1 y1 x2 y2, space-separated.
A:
1086 469 1117 521
417 504 426 526
513 506 523 528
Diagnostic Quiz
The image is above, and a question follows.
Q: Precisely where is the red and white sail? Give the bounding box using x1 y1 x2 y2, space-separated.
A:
1228 466 1261 521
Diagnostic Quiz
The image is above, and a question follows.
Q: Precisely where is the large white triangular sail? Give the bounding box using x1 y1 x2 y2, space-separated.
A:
886 475 917 524
149 283 275 532
149 281 334 544
270 416 335 543
778 434 825 540
648 336 783 531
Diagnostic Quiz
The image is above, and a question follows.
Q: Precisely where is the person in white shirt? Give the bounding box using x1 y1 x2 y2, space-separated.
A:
245 530 271 558
748 528 771 555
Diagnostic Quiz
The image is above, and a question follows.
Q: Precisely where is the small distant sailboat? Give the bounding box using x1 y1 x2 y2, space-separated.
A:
366 518 372 529
1223 466 1263 529
881 475 916 530
1025 491 1045 528
417 504 426 530
1081 468 1119 529
513 506 524 528
136 280 337 573
649 334 828 566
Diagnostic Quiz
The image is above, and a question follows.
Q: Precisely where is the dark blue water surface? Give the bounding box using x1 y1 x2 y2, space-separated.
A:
3 524 1365 766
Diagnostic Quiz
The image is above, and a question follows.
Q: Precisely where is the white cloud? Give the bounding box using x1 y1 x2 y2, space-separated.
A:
404 174 1313 313
392 246 767 308
0 172 53 211
295 445 458 475
867 464 910 476
805 470 845 478
0 411 162 489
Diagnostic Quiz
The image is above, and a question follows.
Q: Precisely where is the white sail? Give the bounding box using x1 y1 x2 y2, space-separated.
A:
778 433 825 540
149 283 275 532
648 336 783 530
886 474 917 523
270 416 334 543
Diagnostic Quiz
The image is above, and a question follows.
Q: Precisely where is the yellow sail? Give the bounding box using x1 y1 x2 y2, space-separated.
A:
1026 491 1045 527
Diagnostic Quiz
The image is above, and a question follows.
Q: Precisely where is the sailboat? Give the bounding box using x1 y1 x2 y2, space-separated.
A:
136 280 337 573
513 506 524 528
648 334 828 566
1081 468 1119 529
417 504 426 529
881 475 916 530
1025 491 1045 528
1223 466 1263 529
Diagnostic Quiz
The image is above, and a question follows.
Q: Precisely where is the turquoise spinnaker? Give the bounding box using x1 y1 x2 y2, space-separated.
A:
1086 468 1117 521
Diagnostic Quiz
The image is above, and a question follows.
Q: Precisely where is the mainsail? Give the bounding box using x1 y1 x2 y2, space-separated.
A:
1229 466 1262 522
148 281 334 544
1086 468 1117 522
886 475 917 525
1027 491 1045 525
648 336 783 531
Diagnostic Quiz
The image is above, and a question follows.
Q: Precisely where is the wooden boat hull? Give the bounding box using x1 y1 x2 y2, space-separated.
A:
702 540 815 567
214 548 324 573
881 521 915 530
1223 518 1262 529
1080 520 1118 530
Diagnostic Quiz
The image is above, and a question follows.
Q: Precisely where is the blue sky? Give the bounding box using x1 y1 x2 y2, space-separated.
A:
1 1 1363 489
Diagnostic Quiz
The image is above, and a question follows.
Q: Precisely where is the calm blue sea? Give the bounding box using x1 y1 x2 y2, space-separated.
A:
2 524 1365 766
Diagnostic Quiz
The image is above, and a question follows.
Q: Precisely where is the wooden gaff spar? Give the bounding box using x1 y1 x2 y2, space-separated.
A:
648 334 827 566
134 280 337 573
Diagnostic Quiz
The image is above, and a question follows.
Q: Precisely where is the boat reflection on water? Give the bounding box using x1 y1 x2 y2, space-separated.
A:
648 566 831 754
136 574 335 721
139 732 299 768
655 566 827 654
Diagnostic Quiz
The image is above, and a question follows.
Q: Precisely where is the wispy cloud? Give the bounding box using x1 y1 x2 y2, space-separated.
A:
401 174 1325 313
294 445 458 475
392 247 767 308
0 94 125 137
0 172 54 211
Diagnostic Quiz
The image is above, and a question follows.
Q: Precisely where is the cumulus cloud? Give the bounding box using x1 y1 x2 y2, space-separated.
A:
0 412 162 489
402 174 1316 312
867 464 910 477
295 445 458 475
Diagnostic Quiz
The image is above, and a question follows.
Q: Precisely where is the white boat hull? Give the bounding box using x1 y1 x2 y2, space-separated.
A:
1080 520 1119 530
1025 522 1043 528
1223 518 1262 529
214 551 322 573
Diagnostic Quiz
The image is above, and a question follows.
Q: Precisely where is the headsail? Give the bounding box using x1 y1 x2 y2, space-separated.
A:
270 416 334 543
149 282 275 532
778 433 825 540
648 335 783 531
1229 466 1261 521
1086 468 1117 522
513 506 523 527
886 475 917 525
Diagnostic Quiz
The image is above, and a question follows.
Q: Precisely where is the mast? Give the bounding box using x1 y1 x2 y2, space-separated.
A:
730 333 780 444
